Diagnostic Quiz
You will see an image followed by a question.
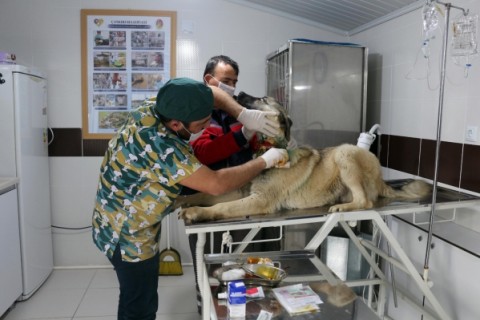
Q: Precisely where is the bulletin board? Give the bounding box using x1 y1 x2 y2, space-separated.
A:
81 9 177 139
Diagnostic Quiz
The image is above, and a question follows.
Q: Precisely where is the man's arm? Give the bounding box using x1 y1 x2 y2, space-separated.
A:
191 125 249 165
179 157 265 195
179 148 289 195
209 86 243 118
209 86 279 137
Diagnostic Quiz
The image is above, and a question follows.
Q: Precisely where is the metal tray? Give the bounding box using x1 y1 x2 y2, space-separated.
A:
212 263 287 287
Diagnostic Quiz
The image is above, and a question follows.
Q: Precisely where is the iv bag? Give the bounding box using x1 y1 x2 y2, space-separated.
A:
423 3 439 37
451 14 478 58
451 13 478 76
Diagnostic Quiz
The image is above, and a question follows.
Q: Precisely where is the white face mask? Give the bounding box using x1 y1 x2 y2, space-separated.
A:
182 124 204 142
188 129 204 142
216 79 236 97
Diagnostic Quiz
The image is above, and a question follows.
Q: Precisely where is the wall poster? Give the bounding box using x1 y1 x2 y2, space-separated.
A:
81 9 177 139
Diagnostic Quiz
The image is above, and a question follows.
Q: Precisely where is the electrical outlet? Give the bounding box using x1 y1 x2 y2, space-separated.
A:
466 126 478 142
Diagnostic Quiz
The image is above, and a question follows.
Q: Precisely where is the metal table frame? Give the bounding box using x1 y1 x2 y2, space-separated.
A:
184 185 480 320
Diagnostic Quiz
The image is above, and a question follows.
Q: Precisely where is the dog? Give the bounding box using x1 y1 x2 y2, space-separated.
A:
178 92 431 223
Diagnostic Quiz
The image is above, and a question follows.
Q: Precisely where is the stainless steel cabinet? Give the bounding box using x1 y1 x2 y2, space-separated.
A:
266 39 369 266
266 39 368 149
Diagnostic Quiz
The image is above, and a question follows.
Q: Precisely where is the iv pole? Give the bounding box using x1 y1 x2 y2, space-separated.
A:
421 1 469 318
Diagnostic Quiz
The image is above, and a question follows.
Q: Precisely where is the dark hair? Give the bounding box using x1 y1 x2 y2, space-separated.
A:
158 114 191 127
159 114 172 124
203 55 239 78
158 113 191 127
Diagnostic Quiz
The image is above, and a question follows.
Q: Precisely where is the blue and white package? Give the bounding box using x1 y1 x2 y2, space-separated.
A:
227 280 246 318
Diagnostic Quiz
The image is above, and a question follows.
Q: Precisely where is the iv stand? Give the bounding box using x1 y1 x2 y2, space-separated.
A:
422 1 469 318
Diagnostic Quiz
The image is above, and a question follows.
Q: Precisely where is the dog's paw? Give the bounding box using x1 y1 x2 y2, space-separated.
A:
328 205 345 213
178 207 199 224
329 200 372 213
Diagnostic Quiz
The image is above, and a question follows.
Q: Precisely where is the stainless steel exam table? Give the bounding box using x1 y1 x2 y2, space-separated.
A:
183 180 480 320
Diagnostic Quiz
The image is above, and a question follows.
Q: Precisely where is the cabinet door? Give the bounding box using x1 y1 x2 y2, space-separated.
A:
0 188 22 316
386 217 480 320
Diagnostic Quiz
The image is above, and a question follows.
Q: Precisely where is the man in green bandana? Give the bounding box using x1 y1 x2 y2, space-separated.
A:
91 77 288 320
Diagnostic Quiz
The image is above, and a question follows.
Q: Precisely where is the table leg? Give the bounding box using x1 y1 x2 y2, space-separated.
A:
195 232 211 320
370 214 451 320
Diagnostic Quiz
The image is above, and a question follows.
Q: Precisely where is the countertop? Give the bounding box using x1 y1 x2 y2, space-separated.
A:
0 177 19 192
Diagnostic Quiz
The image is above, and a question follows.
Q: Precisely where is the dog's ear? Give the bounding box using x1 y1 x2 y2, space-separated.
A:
274 101 292 142
286 117 293 142
277 112 291 142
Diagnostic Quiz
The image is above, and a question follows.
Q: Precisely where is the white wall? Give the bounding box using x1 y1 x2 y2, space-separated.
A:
351 2 480 319
0 0 342 267
353 0 480 144
352 0 480 229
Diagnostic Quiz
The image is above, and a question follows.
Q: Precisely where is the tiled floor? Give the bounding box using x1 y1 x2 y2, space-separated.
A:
1 266 201 320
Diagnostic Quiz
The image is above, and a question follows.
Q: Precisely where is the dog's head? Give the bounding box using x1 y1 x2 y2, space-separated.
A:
236 92 292 154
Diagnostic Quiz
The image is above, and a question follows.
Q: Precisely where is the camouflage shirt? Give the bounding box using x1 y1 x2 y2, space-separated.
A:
92 101 202 262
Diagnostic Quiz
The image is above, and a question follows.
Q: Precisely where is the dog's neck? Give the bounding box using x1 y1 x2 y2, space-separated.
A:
252 132 289 158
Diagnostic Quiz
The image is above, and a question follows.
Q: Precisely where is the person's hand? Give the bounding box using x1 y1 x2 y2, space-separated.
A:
241 126 255 140
237 109 280 137
287 137 298 149
260 148 289 169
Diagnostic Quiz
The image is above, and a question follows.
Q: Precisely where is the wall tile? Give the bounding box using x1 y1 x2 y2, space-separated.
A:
83 139 109 157
381 135 480 193
379 134 389 167
49 157 95 227
387 135 420 175
49 128 480 195
389 99 423 137
440 97 468 143
465 97 480 146
420 139 462 187
418 98 438 140
48 128 82 156
461 144 480 193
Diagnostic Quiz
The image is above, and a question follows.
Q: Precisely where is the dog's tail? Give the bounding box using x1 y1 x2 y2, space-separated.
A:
379 180 432 200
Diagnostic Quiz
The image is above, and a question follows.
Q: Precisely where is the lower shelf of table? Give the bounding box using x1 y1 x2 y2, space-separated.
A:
205 250 321 278
210 283 378 319
204 250 380 319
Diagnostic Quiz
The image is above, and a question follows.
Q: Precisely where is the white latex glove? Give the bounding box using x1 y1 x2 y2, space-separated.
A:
237 109 280 137
241 126 255 140
287 137 298 149
260 148 289 169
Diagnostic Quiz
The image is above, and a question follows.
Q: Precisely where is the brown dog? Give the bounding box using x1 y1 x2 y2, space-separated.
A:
178 92 431 223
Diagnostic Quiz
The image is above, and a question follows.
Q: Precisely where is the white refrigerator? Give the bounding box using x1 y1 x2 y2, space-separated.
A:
0 64 53 300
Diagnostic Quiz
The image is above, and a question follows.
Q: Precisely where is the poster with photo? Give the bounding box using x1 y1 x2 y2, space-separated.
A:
81 9 176 139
